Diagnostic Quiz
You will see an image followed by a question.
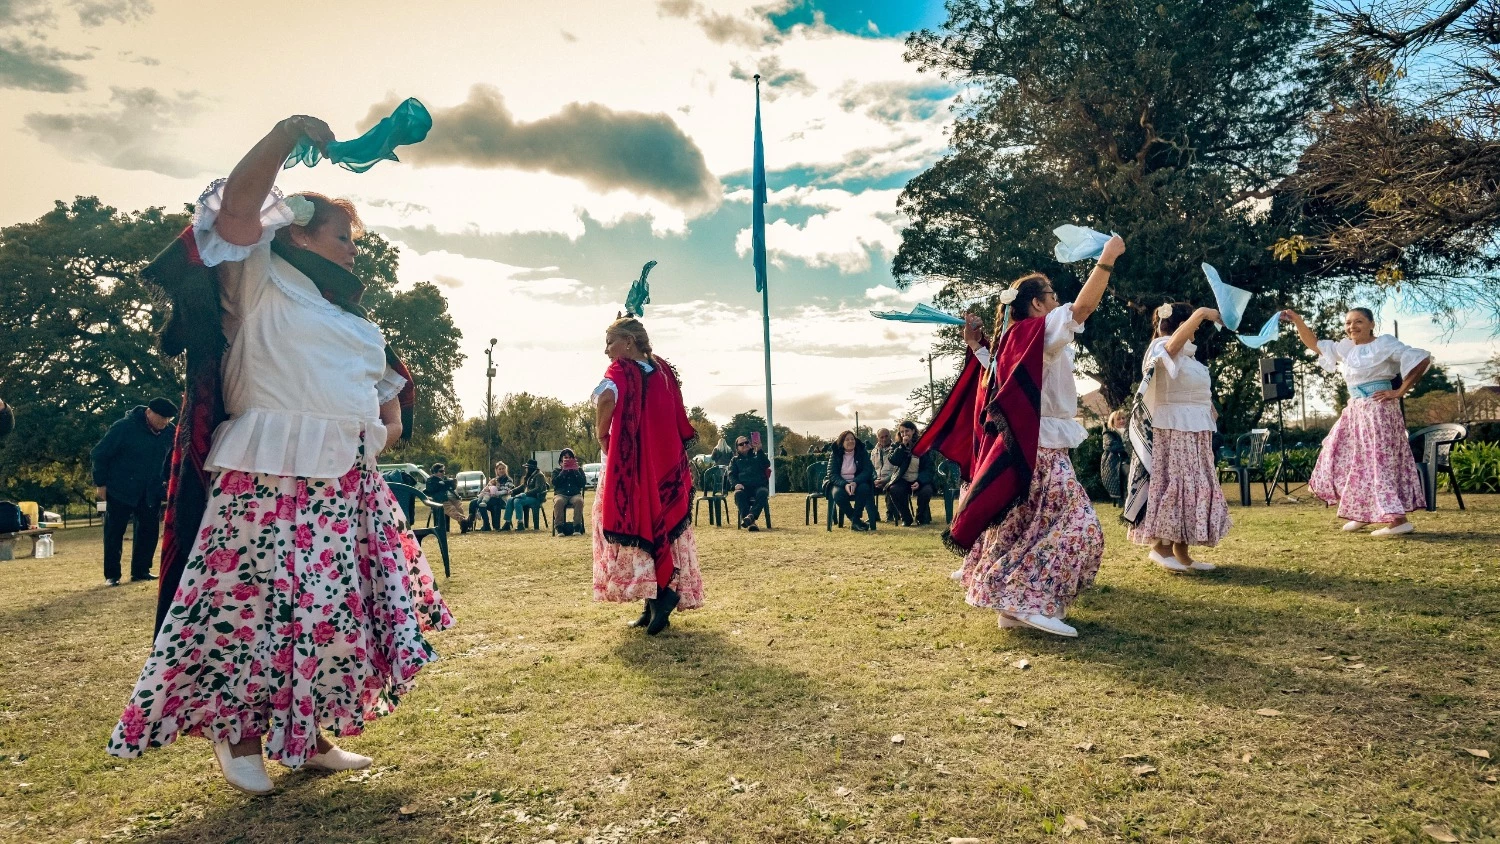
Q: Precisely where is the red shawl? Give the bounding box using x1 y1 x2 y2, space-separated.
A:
599 356 696 588
143 226 416 635
914 315 1045 554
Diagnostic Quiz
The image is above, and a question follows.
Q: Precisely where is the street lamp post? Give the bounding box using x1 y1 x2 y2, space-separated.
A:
920 354 936 421
485 338 497 472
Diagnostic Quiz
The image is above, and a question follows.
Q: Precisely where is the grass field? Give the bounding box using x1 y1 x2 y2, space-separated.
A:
1 490 1498 843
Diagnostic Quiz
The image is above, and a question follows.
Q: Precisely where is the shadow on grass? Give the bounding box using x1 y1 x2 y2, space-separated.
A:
611 628 829 733
144 781 427 844
1211 561 1500 617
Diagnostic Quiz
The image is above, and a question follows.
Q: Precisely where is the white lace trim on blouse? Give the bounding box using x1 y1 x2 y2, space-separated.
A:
191 178 295 268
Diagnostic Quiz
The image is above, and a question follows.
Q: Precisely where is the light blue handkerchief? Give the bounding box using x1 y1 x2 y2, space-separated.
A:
871 303 967 326
284 98 432 173
1202 263 1252 331
1237 312 1282 349
1053 225 1115 263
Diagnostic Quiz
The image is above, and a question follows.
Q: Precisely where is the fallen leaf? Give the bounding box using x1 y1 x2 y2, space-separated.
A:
1062 814 1088 834
1344 663 1366 670
947 839 984 844
1465 748 1491 760
1486 774 1497 784
397 805 417 821
833 786 851 797
1119 753 1148 761
1132 764 1157 777
1256 709 1282 717
1008 718 1028 729
1279 688 1304 694
890 734 905 745
1421 823 1459 842
1319 656 1337 661
1241 752 1253 763
1074 742 1095 752
1012 659 1030 670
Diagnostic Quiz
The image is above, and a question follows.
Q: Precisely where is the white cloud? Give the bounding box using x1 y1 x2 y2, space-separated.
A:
731 186 905 273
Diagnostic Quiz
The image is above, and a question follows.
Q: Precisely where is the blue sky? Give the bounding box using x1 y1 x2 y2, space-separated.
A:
0 0 1492 434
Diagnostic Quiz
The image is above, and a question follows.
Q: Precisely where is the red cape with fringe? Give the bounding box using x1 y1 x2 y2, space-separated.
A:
598 356 696 588
914 315 1045 554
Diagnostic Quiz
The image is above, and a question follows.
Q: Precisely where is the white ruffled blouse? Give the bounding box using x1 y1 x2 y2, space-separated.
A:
974 303 1090 450
192 180 405 479
1314 335 1429 394
1140 338 1216 432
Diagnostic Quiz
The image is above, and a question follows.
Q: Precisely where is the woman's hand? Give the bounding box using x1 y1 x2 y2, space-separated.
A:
278 115 336 156
1371 388 1404 403
845 482 856 496
962 313 984 352
1100 234 1126 263
1279 309 1303 324
1195 307 1221 324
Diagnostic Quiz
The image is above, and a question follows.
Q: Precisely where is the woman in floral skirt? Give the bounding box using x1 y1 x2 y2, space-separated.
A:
1124 302 1231 572
107 114 452 794
919 235 1124 638
1283 307 1430 536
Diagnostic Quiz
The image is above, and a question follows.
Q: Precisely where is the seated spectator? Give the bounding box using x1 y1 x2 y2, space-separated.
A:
822 430 875 532
551 448 588 535
502 459 548 531
726 435 771 530
888 420 937 526
870 427 898 522
424 463 463 533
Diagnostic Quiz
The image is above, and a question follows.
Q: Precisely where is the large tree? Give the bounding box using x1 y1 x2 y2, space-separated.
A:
897 0 1340 425
1279 0 1500 319
0 198 464 506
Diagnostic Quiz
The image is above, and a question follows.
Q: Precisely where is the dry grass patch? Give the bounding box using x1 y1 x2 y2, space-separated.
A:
2 493 1498 842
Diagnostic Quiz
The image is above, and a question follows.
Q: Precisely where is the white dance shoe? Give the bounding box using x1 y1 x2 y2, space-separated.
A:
1149 548 1191 573
1342 520 1370 532
304 744 373 772
1371 522 1414 537
950 568 964 581
1189 559 1216 572
213 741 273 795
997 612 1024 628
1012 612 1078 638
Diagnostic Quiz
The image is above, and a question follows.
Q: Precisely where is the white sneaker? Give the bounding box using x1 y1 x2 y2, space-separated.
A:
1189 559 1216 572
1371 522 1415 537
1342 520 1370 532
1013 612 1078 638
1150 548 1191 573
997 612 1024 628
303 744 373 771
213 740 273 795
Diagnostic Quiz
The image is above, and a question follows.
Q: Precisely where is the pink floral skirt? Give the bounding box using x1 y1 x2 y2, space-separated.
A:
591 492 704 609
960 448 1104 617
1309 398 1424 523
1127 428 1231 547
107 464 453 767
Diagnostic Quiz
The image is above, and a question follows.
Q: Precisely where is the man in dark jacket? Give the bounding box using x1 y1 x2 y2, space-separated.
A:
889 420 938 526
91 398 177 585
550 448 589 535
727 436 772 530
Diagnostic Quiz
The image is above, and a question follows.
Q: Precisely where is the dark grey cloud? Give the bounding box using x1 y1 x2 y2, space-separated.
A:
655 0 777 46
730 56 814 99
379 85 721 213
24 86 207 177
0 39 86 91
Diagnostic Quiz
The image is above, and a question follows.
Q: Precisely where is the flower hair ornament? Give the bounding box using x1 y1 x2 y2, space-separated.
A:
286 195 316 227
1156 303 1174 320
999 288 1019 305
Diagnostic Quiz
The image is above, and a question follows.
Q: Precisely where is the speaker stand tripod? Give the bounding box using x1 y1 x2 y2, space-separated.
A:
1265 400 1292 505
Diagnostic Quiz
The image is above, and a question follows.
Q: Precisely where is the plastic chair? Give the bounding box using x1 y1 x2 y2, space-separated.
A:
939 460 962 524
385 480 450 577
1218 429 1269 506
825 477 878 532
734 468 772 531
1408 423 1467 511
693 465 730 526
803 461 827 524
552 492 585 536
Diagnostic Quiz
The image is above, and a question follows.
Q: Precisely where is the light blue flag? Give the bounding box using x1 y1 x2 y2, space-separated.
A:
1236 312 1282 349
871 303 967 326
1053 224 1113 263
284 98 432 173
752 83 768 294
1202 262 1252 331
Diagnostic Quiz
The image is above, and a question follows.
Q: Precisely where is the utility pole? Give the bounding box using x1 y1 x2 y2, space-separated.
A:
485 338 497 472
921 354 937 421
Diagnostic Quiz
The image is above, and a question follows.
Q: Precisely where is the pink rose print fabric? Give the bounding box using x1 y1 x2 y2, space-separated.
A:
107 460 453 768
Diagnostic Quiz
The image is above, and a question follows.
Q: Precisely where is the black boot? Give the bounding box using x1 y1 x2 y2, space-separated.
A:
646 587 679 635
852 519 871 532
629 600 652 628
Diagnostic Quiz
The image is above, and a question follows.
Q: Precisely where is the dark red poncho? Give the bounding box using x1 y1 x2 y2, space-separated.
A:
598 356 696 588
914 315 1046 554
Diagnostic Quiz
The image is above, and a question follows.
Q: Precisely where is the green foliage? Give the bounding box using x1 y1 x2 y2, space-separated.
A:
720 410 792 452
897 0 1340 427
1070 435 1111 502
1447 442 1500 493
0 197 189 507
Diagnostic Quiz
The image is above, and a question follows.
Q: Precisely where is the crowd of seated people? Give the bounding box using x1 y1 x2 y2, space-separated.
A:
403 450 594 536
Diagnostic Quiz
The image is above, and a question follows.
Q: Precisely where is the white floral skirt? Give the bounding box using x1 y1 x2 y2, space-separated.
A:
107 462 452 767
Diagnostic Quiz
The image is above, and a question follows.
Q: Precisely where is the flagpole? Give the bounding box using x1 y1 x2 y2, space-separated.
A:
753 74 778 495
